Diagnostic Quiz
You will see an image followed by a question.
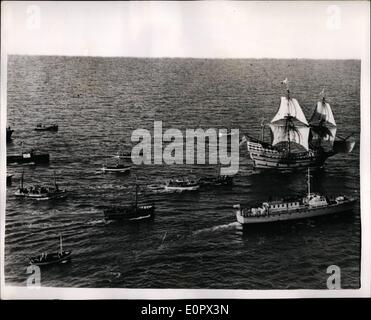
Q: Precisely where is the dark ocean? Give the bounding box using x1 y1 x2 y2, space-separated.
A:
5 56 360 289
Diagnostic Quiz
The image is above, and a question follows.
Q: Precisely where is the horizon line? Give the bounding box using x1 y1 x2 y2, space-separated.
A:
5 54 362 61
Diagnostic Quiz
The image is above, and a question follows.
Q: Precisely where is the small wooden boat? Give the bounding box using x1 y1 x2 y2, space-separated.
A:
7 144 50 165
199 175 234 187
29 234 71 266
6 174 13 186
164 179 200 191
101 162 131 173
7 151 50 165
15 171 67 200
6 126 14 143
34 123 58 132
100 158 131 173
104 185 155 221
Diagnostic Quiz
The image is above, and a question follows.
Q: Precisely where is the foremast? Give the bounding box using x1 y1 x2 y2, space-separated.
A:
309 88 337 149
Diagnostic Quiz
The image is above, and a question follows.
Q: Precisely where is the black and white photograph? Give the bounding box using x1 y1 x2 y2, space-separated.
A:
1 1 370 299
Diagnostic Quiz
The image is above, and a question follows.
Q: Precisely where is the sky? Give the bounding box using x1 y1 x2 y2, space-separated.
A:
1 1 370 59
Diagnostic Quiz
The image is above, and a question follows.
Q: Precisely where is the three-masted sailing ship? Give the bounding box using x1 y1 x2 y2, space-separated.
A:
245 83 355 170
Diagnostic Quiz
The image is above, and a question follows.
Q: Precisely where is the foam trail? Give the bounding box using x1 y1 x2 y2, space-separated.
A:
193 222 240 235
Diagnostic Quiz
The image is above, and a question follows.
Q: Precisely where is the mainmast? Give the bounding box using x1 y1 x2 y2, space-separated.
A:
269 79 310 152
20 170 24 190
307 168 311 197
260 118 266 142
135 184 138 208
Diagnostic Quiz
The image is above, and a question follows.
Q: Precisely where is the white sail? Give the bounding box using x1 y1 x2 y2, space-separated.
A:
311 126 337 145
271 97 309 126
310 100 336 126
269 124 310 150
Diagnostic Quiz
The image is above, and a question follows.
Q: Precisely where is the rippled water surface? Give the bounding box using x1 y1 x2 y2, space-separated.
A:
5 56 360 289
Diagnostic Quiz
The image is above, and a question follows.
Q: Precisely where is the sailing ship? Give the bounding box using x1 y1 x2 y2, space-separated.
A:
15 171 67 200
103 185 155 221
234 168 356 224
245 83 355 170
29 234 72 266
34 123 58 132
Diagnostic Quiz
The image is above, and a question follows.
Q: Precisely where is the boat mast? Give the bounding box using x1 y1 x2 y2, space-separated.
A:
285 86 291 154
20 170 24 190
260 118 265 142
307 168 311 197
135 184 138 208
59 234 63 253
54 170 57 187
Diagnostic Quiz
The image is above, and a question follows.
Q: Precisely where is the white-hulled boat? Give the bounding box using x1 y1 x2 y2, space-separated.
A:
100 157 131 173
15 171 67 200
234 169 356 224
101 163 131 173
164 179 200 192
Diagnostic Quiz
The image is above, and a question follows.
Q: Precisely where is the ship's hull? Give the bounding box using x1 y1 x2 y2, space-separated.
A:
6 174 13 186
29 251 72 266
104 206 155 221
7 154 50 165
101 166 131 173
246 141 332 170
235 200 355 224
15 190 68 200
165 185 200 191
6 129 13 143
34 125 58 132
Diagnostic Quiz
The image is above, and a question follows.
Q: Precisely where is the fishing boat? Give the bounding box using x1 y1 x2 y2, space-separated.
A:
6 174 13 186
29 234 72 266
199 174 234 187
100 158 131 173
34 123 58 132
234 169 356 225
164 178 200 191
15 171 67 200
6 126 13 143
7 144 50 165
103 185 155 221
245 82 355 170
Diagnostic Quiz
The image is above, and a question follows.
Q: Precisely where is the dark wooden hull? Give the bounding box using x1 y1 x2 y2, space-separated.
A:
199 176 234 187
34 125 58 132
7 153 50 164
6 129 13 143
29 251 72 266
6 174 13 186
247 140 333 170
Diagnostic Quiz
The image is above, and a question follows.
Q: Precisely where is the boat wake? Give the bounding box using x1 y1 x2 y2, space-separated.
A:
193 222 240 235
